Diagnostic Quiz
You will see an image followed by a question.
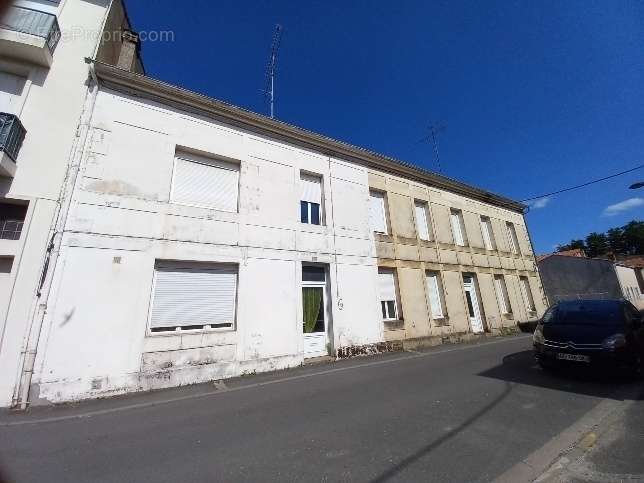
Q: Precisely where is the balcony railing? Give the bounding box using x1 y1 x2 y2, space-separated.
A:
0 6 61 54
0 113 27 162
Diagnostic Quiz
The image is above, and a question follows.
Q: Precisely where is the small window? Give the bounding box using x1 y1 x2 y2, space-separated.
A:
480 216 496 250
414 201 432 241
519 276 536 312
450 209 467 246
494 275 512 315
300 173 323 225
426 271 446 319
506 222 520 254
171 152 240 212
149 261 238 333
378 268 399 320
0 256 14 274
370 190 388 234
0 202 27 241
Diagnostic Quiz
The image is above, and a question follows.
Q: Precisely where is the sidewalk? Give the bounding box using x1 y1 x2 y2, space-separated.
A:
535 384 644 482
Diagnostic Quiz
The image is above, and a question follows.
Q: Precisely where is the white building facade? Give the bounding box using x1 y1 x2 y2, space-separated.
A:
1 1 545 407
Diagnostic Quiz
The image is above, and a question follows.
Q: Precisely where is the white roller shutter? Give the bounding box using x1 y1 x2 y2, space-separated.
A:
415 202 430 240
426 272 444 318
150 264 237 329
301 174 322 204
450 212 465 246
370 191 387 234
172 155 239 212
378 270 396 302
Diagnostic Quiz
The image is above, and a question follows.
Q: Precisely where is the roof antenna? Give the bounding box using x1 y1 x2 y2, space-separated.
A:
263 24 283 119
419 122 446 173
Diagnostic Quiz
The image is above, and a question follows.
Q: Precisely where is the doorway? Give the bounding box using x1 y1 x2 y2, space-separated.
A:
302 265 329 357
463 274 484 334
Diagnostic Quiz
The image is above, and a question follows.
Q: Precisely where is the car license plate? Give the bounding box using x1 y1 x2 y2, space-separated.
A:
556 353 590 363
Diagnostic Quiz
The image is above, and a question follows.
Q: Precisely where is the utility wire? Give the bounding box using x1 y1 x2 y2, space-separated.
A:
520 163 644 202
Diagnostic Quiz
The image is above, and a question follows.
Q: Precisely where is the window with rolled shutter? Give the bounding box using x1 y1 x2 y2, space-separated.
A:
171 153 239 212
149 262 238 332
300 173 322 225
378 268 398 320
370 191 387 234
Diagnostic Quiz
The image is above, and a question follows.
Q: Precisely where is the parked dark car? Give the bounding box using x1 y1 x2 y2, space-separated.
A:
533 299 644 374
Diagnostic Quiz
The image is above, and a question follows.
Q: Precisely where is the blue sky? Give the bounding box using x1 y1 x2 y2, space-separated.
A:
125 0 644 253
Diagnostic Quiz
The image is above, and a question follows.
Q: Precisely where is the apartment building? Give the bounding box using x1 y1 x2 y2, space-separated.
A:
0 1 546 407
369 173 546 347
0 0 142 408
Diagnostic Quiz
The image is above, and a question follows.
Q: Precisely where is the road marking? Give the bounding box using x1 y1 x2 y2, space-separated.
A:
1 334 530 427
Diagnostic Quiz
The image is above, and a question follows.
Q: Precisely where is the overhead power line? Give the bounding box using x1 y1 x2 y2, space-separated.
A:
520 163 644 202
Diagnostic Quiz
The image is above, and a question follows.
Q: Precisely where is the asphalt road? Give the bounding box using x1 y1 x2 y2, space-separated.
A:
1 335 641 483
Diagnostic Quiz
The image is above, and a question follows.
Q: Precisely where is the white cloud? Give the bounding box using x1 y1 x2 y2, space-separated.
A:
528 197 550 209
602 197 644 217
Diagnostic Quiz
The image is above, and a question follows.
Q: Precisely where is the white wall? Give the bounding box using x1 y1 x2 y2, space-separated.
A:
32 87 383 403
615 265 644 310
0 0 113 407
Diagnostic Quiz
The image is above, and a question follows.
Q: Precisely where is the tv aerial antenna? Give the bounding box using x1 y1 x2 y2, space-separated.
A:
263 24 283 119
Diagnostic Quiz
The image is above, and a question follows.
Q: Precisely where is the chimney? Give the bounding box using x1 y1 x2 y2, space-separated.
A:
116 30 139 72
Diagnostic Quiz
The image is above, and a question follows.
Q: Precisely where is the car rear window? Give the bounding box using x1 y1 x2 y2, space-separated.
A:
555 301 623 326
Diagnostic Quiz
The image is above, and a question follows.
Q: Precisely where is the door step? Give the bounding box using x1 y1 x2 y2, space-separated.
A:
303 355 334 365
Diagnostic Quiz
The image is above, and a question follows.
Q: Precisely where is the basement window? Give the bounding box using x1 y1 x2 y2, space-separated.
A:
0 202 27 240
149 261 238 333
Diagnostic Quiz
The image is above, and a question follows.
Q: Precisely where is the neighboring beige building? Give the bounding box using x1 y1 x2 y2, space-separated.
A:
368 170 547 346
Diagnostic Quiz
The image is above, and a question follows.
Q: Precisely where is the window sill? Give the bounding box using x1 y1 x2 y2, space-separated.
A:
375 233 393 243
383 319 404 330
147 325 235 337
432 316 450 327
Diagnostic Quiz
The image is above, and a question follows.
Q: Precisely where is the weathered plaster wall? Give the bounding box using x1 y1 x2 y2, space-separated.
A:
0 0 113 407
32 87 383 403
368 169 546 343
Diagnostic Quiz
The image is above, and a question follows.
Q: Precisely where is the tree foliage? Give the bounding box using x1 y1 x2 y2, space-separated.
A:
556 220 643 257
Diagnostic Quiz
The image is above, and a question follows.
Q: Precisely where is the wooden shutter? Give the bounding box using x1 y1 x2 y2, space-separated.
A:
150 263 237 329
172 154 239 212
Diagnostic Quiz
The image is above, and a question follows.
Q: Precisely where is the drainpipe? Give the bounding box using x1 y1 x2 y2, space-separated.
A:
14 63 101 409
522 207 550 309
